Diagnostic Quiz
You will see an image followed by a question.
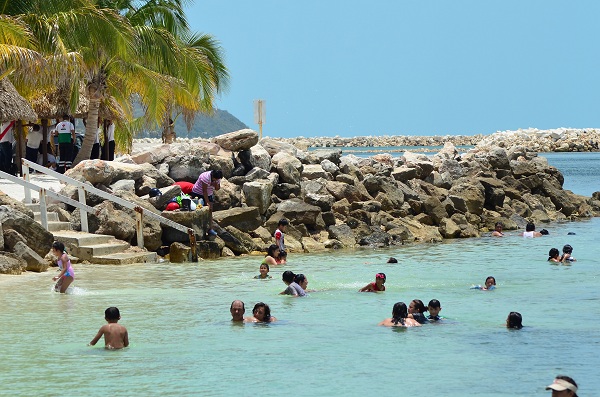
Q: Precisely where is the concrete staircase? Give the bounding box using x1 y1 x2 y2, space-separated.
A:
27 203 157 265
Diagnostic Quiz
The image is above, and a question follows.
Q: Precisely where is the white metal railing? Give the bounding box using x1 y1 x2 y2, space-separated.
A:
18 159 197 258
0 169 95 230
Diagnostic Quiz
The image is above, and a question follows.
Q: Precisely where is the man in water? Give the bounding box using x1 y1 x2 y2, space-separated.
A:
491 222 504 237
230 300 250 322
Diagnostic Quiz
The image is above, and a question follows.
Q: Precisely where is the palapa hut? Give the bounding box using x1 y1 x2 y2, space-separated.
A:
0 78 38 122
0 78 38 175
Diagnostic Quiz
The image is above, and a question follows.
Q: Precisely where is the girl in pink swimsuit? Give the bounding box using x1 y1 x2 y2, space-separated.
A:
51 241 74 293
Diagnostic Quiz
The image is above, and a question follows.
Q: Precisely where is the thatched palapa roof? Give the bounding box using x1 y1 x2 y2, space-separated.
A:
0 79 38 122
30 82 89 120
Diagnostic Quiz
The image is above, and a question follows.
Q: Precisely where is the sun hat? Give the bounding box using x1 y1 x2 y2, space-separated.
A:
546 378 577 393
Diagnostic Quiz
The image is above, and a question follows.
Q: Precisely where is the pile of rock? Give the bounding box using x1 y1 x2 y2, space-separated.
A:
2 128 599 270
476 128 600 152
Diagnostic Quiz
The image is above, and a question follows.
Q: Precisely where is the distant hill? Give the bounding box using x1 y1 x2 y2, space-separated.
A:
136 107 249 139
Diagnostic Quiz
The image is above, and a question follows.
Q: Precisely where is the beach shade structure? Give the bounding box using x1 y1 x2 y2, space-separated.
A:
0 79 38 123
30 82 89 120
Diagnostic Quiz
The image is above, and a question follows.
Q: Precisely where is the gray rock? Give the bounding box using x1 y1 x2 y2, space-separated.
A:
0 252 25 274
0 205 53 257
242 180 273 214
13 241 49 272
327 224 356 247
272 152 303 184
213 129 259 152
212 207 262 232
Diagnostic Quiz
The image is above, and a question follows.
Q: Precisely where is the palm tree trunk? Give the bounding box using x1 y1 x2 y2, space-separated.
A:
73 98 100 166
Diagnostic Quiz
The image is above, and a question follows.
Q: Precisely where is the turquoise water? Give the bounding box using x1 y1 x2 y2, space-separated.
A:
1 153 598 396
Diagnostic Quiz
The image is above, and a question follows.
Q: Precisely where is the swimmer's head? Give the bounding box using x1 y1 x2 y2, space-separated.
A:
428 299 442 317
495 222 503 231
485 276 496 288
105 307 120 321
266 244 280 258
562 244 573 254
408 299 426 314
526 222 535 232
506 311 523 329
259 263 269 274
294 273 308 290
549 248 560 259
392 302 408 319
282 270 295 284
252 302 271 322
387 257 398 263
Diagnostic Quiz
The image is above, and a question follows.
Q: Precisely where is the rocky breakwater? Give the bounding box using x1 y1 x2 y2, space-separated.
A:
282 134 483 152
92 129 599 259
6 128 598 270
476 127 600 152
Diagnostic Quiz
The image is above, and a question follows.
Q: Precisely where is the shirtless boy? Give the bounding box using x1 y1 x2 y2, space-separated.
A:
89 307 129 349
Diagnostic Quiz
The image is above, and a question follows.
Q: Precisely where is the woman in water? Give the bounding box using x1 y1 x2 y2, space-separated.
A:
280 270 306 297
263 244 282 266
51 241 74 293
379 302 421 327
506 312 523 329
250 302 277 323
254 263 272 279
408 299 429 324
359 273 386 292
561 244 576 262
522 222 542 238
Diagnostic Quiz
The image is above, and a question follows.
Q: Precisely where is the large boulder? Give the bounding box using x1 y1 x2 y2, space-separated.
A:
272 152 303 184
245 144 272 171
67 159 145 185
0 252 25 274
260 138 298 157
13 241 49 272
242 180 273 214
302 164 331 180
212 207 262 232
0 205 53 257
0 191 34 218
95 201 137 242
165 155 209 182
327 224 356 248
274 199 323 229
448 182 485 215
326 181 365 203
213 129 259 151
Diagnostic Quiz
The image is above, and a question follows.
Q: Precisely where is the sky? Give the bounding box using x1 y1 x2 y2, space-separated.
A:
186 1 599 138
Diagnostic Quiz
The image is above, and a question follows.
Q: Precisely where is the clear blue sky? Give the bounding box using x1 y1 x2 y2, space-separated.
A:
187 1 599 138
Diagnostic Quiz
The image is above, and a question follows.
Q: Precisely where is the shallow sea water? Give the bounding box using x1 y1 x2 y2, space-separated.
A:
0 152 598 396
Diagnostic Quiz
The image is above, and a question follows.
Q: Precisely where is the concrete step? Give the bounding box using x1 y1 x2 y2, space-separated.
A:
34 212 59 222
72 241 131 258
46 221 72 231
93 251 158 265
52 230 116 246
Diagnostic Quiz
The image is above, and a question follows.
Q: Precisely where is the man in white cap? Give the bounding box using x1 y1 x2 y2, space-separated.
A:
546 375 578 397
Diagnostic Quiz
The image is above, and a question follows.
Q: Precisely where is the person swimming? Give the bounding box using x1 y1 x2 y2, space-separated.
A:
506 311 523 329
561 244 576 262
471 276 496 291
359 273 386 292
378 302 421 327
408 299 429 324
522 222 542 238
548 248 561 263
427 299 443 321
254 263 272 279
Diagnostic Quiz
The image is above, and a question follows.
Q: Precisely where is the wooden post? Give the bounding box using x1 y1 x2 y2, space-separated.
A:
134 206 144 248
189 229 197 262
41 119 48 166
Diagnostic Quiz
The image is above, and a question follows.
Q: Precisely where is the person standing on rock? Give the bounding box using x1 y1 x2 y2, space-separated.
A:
274 218 288 253
191 169 223 237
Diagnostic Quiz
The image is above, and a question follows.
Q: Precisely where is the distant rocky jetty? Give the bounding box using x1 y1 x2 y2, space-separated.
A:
2 127 600 272
133 127 600 153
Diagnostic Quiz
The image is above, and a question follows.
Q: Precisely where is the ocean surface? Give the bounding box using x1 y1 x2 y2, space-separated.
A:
0 152 598 396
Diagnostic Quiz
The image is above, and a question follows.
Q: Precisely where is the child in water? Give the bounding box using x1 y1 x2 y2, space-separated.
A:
89 307 129 349
408 299 429 324
471 276 496 291
548 248 561 263
51 241 74 293
427 299 443 321
561 244 576 262
254 263 272 279
359 273 386 292
506 312 523 329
